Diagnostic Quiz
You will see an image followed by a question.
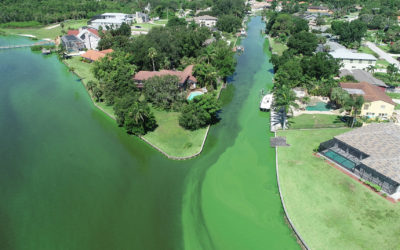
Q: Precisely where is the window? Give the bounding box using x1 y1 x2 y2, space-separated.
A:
381 105 386 109
364 104 370 110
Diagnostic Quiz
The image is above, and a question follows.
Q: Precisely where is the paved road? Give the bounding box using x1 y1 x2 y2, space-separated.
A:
365 41 400 68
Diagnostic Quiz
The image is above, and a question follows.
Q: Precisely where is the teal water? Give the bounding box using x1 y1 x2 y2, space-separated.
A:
0 17 299 250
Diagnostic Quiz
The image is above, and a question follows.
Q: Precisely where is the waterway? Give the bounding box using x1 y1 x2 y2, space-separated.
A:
0 17 299 249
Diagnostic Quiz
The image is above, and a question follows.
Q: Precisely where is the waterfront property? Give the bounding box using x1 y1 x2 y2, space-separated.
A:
319 123 400 197
340 82 395 119
133 65 197 89
330 48 377 70
81 49 113 62
61 35 85 52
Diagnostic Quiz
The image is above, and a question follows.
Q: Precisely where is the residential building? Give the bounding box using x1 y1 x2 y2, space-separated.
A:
81 49 113 62
133 65 197 89
306 6 333 16
330 48 377 70
61 35 85 52
340 82 395 119
193 15 218 28
68 28 100 50
319 123 400 199
339 69 388 89
89 13 133 30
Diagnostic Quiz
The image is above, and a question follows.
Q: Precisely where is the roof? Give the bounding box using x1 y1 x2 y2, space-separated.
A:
330 48 377 61
340 82 395 105
81 49 113 61
334 123 400 183
133 65 197 84
340 69 388 88
194 15 218 21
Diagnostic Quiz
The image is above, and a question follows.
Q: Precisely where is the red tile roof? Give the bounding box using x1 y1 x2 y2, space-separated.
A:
133 65 197 84
340 82 396 105
81 49 113 62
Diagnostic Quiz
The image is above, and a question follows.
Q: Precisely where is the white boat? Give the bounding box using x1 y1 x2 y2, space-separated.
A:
260 94 273 111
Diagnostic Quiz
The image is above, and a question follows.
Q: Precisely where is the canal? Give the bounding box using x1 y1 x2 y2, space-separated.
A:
0 16 299 249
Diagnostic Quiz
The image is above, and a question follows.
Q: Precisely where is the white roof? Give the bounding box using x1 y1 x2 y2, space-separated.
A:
330 48 377 61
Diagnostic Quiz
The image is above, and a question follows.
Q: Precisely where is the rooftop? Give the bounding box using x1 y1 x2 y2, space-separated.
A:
340 69 388 88
340 82 395 105
334 123 400 183
330 48 377 61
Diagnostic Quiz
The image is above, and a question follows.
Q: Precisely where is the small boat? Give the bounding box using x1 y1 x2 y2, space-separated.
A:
260 94 273 111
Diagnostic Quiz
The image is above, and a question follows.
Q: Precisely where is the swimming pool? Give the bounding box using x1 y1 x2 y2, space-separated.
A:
187 91 203 100
306 102 331 111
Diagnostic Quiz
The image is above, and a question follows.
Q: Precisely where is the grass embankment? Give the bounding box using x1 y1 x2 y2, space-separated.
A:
64 56 210 158
288 114 346 129
268 37 287 56
277 128 400 250
0 19 88 40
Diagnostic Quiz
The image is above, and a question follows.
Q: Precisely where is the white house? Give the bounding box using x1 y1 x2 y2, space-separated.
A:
89 13 133 30
193 15 218 28
330 48 377 70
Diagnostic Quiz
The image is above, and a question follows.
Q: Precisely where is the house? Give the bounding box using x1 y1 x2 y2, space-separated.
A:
340 82 395 119
89 13 133 30
61 35 85 52
81 49 113 62
193 15 218 28
68 28 100 50
133 65 197 89
339 69 388 89
319 123 400 199
330 48 377 70
307 6 333 16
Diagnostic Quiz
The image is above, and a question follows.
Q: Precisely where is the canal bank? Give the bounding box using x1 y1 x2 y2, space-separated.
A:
0 16 299 250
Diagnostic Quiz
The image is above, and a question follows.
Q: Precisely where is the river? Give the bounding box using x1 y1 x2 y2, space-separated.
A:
0 17 299 249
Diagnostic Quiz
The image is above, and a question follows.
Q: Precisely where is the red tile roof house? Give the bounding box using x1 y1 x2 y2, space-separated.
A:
81 49 114 62
133 65 198 89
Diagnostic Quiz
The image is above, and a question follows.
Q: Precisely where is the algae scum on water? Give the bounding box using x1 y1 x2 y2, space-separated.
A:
0 17 299 250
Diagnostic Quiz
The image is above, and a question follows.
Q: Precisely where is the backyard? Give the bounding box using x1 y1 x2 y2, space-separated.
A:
0 20 88 40
288 114 346 129
277 128 400 250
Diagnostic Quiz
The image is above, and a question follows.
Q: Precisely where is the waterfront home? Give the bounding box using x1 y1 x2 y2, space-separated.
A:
61 35 85 52
339 69 388 89
330 48 377 70
81 49 113 62
68 28 100 50
133 65 197 89
340 82 395 119
89 13 133 30
319 123 400 199
307 6 333 16
193 15 218 28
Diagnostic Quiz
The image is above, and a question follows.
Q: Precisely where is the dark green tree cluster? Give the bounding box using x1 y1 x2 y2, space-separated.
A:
331 20 367 46
179 94 221 130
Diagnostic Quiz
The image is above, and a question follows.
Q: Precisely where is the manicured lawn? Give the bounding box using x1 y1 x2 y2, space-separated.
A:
143 109 207 158
277 128 400 250
268 37 287 56
0 20 88 40
288 114 346 129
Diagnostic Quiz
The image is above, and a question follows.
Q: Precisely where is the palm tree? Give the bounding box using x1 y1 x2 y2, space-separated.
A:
272 84 298 130
148 47 157 71
366 65 376 74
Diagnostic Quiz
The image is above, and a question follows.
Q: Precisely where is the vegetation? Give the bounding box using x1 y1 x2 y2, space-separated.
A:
278 128 400 250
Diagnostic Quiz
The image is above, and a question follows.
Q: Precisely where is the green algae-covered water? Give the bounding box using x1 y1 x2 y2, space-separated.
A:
0 17 299 250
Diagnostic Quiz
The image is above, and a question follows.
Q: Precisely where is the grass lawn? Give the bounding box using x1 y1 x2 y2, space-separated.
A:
268 37 287 56
288 114 346 129
143 109 207 158
277 128 400 250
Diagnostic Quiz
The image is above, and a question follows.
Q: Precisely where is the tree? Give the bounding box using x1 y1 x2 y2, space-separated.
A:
148 47 157 71
179 94 221 130
114 95 157 135
143 75 185 110
194 63 218 89
272 84 298 130
216 14 242 33
287 31 318 56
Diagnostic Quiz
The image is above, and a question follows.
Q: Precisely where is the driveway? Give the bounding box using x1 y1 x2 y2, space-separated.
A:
365 41 400 68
